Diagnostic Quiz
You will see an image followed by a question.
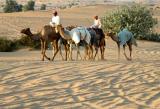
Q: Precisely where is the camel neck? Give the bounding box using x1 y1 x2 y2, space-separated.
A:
110 35 118 43
27 31 40 41
59 27 71 40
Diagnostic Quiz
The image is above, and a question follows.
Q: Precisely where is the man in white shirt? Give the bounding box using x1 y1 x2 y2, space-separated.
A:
91 16 102 28
50 10 61 27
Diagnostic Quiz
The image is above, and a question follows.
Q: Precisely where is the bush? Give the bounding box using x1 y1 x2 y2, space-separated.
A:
16 35 41 49
23 0 35 11
0 35 41 52
102 4 158 40
0 37 17 52
141 33 160 42
40 4 46 10
3 0 22 13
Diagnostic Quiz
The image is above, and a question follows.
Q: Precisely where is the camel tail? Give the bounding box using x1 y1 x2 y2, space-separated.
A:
132 37 138 47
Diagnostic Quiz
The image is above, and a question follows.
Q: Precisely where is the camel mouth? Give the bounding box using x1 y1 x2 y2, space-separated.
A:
20 29 24 33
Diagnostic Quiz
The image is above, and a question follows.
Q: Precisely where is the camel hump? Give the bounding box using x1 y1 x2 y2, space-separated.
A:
43 25 53 29
41 25 55 36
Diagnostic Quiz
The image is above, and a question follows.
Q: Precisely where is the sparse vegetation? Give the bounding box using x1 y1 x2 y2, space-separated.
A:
16 35 41 49
102 4 158 41
0 37 16 52
142 33 160 42
40 4 46 10
0 36 40 52
23 0 35 11
3 0 22 13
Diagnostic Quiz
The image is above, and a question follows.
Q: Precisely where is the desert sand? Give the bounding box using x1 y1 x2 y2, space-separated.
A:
0 4 160 109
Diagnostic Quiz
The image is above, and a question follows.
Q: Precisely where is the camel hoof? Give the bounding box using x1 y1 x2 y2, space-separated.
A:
51 58 55 61
126 58 132 61
101 58 106 61
128 58 132 61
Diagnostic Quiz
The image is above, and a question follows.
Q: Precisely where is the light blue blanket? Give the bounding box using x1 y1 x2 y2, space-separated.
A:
70 27 91 44
118 28 137 46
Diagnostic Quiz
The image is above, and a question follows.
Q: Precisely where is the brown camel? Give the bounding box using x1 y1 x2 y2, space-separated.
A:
106 31 137 61
21 25 68 61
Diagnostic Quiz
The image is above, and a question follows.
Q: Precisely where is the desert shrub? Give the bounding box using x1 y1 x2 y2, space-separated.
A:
102 4 158 40
23 0 35 11
40 4 46 10
0 37 17 52
16 35 41 49
59 5 67 9
3 0 22 13
0 35 41 52
142 33 160 42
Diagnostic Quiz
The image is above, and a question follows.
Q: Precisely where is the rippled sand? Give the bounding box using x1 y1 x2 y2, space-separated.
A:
0 40 160 109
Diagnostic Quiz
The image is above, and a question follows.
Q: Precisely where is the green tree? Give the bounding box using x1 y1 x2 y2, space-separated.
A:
40 4 46 10
102 4 158 39
23 0 35 11
3 0 22 13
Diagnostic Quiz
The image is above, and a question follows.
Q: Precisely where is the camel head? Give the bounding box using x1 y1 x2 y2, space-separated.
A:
20 28 40 41
20 28 32 36
105 32 119 42
21 28 30 34
55 24 64 33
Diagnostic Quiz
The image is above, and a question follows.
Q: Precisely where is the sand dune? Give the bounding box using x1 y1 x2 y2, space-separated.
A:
0 39 160 109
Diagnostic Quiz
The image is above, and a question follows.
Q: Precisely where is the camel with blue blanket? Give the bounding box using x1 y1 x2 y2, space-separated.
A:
55 24 91 60
107 28 137 61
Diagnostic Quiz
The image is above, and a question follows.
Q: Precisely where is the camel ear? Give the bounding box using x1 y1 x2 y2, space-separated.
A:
26 28 30 31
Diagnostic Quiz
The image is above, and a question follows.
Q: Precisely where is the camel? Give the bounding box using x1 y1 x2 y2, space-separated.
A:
55 24 91 60
92 28 106 60
21 25 68 61
106 29 137 61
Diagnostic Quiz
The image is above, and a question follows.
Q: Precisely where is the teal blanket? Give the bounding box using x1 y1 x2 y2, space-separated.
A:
118 28 137 46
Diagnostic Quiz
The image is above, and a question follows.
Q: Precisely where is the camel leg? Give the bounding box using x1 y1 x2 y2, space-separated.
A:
66 45 70 61
100 46 103 60
123 44 130 61
58 42 64 61
52 40 59 61
100 39 105 60
44 41 51 61
128 43 132 61
69 43 73 61
76 44 79 60
102 46 105 60
84 46 89 60
90 45 94 60
76 44 82 60
41 40 45 61
63 45 68 61
85 45 92 60
93 46 98 60
117 43 120 61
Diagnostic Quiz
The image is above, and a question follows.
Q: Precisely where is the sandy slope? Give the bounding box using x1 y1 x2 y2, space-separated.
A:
0 4 117 39
0 39 160 109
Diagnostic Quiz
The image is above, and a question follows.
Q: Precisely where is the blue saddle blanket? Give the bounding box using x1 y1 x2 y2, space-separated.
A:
118 28 137 46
